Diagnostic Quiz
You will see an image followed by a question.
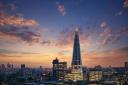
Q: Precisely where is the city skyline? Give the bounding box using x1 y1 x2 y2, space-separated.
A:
0 0 128 68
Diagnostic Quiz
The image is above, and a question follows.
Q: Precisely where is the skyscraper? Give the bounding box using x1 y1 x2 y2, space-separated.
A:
72 28 81 66
65 28 84 81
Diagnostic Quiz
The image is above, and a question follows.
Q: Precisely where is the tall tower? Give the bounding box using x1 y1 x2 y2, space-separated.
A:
64 28 83 81
72 28 82 67
71 27 83 80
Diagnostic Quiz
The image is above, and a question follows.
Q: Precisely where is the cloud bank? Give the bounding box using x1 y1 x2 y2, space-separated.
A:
0 1 42 45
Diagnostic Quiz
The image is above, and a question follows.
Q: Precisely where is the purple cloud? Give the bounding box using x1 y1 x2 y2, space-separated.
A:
56 2 66 16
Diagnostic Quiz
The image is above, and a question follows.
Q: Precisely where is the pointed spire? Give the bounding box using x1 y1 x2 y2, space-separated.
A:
72 27 82 65
75 27 79 32
75 27 80 35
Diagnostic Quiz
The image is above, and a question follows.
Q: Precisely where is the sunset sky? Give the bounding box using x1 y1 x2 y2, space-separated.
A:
0 0 128 68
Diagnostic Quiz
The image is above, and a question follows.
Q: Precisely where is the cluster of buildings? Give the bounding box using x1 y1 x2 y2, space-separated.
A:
0 28 128 85
0 63 13 70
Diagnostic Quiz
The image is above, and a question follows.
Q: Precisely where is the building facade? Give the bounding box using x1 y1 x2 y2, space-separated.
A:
52 58 67 80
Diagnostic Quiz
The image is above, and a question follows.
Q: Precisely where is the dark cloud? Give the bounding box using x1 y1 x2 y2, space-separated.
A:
40 40 51 45
0 25 41 44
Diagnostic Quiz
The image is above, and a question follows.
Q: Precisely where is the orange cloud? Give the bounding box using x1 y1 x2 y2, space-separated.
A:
0 12 38 27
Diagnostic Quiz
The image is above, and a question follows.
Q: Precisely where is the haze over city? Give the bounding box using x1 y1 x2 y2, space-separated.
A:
0 0 128 68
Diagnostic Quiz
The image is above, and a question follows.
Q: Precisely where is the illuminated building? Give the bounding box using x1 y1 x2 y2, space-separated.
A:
65 28 84 81
52 58 67 80
88 68 102 82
